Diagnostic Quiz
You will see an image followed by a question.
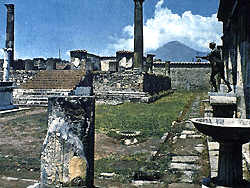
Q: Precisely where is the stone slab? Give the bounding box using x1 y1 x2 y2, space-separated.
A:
181 130 196 135
169 183 199 188
170 163 200 170
172 156 199 163
209 96 236 105
194 146 205 153
188 134 203 139
179 170 193 183
180 134 187 139
208 142 219 151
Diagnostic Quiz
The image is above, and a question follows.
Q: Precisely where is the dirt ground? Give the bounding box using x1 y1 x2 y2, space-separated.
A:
0 95 210 188
0 107 163 187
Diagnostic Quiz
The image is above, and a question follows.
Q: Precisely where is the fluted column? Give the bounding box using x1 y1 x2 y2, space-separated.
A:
5 4 14 68
133 0 144 70
217 142 243 186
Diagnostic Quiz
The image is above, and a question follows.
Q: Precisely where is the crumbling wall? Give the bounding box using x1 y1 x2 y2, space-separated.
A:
93 71 170 95
93 72 143 92
143 74 171 94
0 70 38 86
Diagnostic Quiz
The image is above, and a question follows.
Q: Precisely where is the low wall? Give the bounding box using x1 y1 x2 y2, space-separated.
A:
170 62 210 90
93 71 170 94
93 71 171 103
93 71 143 92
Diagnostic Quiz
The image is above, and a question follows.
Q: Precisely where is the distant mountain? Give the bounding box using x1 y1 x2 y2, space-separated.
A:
150 41 208 62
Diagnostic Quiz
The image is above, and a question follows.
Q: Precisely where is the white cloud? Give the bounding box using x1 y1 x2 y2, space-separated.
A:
108 0 222 53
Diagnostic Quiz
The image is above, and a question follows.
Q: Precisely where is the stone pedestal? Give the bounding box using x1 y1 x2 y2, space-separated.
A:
41 96 95 188
208 92 237 118
0 82 17 111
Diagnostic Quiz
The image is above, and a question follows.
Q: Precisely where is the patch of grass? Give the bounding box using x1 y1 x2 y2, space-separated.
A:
95 91 199 139
95 152 171 183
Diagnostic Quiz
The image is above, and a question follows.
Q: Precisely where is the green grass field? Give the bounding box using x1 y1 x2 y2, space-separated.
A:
95 91 197 139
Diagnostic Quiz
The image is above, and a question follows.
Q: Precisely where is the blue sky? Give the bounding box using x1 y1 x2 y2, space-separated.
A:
0 0 221 60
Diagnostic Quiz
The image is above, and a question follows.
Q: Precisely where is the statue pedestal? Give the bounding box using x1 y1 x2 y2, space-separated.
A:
0 82 17 111
208 92 237 118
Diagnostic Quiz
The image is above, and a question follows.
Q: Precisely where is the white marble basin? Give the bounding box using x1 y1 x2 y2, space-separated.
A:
190 118 250 143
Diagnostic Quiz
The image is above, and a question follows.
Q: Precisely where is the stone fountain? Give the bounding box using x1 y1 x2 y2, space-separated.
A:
190 117 250 187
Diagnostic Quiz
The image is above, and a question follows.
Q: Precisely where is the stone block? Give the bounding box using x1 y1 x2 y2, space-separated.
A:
41 96 95 187
210 96 236 105
208 142 219 151
172 156 199 163
170 163 200 170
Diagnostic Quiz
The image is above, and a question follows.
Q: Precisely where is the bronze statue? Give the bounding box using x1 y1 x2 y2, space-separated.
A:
196 42 232 92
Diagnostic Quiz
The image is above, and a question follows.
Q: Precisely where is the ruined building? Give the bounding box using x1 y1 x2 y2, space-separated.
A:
218 0 250 118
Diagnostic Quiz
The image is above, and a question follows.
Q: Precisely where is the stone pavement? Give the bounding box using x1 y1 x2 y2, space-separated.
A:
168 96 208 187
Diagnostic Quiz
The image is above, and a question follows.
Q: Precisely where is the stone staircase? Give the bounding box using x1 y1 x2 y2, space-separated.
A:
20 70 85 89
13 70 85 106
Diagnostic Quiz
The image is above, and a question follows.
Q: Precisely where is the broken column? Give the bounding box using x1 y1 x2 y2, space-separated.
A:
5 4 14 68
146 54 155 73
41 96 95 187
133 0 144 71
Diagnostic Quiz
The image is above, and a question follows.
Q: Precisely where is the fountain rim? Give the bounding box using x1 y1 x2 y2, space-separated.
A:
189 117 250 129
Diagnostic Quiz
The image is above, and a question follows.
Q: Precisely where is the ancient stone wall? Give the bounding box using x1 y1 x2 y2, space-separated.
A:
0 70 38 86
143 73 171 94
170 62 210 90
93 71 143 92
93 71 171 103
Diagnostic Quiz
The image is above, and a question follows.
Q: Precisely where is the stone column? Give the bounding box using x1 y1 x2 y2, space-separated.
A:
41 96 95 188
2 48 11 82
217 142 243 186
133 0 144 70
5 4 14 68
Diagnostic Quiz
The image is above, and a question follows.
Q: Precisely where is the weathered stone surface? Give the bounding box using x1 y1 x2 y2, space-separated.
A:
172 156 199 163
41 96 95 187
179 170 193 183
188 134 203 139
208 142 219 151
179 134 187 139
168 183 200 188
0 82 17 110
69 156 87 181
181 130 196 135
94 71 170 103
210 96 236 105
170 163 200 170
170 62 210 90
